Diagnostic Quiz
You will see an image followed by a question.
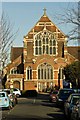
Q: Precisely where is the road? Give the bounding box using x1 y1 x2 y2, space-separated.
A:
1 93 65 120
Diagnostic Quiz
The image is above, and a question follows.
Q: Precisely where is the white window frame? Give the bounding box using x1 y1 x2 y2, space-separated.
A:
26 66 32 80
10 67 17 74
37 63 53 80
34 30 57 56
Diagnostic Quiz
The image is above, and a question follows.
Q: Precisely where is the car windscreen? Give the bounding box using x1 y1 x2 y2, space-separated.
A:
59 90 73 96
4 90 10 94
72 96 80 105
0 93 5 97
52 91 58 94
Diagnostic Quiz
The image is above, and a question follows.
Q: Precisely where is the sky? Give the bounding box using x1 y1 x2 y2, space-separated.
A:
2 2 78 47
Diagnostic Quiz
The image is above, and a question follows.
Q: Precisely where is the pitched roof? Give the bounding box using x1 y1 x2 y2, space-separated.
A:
67 46 80 60
11 47 23 62
25 10 66 40
39 15 51 22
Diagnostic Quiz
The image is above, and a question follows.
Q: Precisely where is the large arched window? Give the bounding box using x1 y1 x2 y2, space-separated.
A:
34 30 57 55
26 66 32 80
38 63 53 80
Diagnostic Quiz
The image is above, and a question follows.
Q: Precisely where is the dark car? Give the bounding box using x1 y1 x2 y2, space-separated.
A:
24 90 38 97
64 93 80 119
49 90 58 102
56 88 74 106
73 89 80 93
71 100 80 120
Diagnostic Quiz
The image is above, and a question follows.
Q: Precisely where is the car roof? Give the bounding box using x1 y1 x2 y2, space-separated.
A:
59 88 73 91
71 93 80 96
4 89 10 90
0 91 7 93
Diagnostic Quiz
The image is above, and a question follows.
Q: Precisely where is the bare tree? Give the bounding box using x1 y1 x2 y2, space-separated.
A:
55 2 80 43
0 12 18 79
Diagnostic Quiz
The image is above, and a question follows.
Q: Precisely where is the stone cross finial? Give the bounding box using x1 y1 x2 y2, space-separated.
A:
43 8 46 16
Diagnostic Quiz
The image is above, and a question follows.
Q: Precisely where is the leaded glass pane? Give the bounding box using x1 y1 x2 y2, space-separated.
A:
53 47 56 54
41 69 43 79
39 40 41 46
35 47 38 55
53 40 56 46
50 47 52 54
39 47 42 54
38 69 40 79
35 40 38 46
27 70 29 80
46 45 48 54
46 38 48 44
43 38 45 44
48 68 49 79
27 67 32 80
51 69 53 79
44 69 46 79
14 69 17 74
50 40 52 46
38 35 40 39
51 35 54 39
43 45 45 54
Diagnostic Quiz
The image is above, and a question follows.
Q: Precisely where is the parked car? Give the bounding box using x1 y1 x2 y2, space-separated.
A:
4 89 18 106
56 88 74 106
64 93 80 119
0 91 13 109
73 89 80 93
10 88 21 97
49 90 58 102
25 90 38 97
13 88 21 97
71 100 80 120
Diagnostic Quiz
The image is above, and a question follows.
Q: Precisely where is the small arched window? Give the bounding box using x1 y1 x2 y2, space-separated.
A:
10 67 17 74
27 66 32 80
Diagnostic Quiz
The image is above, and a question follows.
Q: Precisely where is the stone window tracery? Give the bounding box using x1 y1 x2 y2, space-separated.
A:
34 30 57 55
38 63 53 80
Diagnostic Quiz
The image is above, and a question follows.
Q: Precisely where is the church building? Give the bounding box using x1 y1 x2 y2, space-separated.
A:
5 9 79 92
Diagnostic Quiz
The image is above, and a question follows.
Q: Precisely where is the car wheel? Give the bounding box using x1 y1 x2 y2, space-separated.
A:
8 105 12 110
16 94 20 98
70 113 74 120
64 107 68 116
76 113 79 120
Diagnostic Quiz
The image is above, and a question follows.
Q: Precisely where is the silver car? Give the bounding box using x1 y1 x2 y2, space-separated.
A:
0 91 12 109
